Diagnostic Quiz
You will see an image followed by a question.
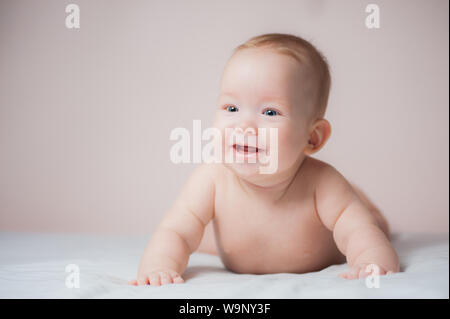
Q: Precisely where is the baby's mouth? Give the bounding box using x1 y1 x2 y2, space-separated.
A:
233 144 261 154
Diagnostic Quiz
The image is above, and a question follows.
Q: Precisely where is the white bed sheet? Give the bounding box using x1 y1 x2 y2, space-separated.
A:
0 232 448 298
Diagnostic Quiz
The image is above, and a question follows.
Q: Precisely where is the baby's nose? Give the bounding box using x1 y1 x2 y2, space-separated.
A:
236 120 257 136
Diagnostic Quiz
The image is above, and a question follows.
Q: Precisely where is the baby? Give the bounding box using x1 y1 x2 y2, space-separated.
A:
129 33 399 286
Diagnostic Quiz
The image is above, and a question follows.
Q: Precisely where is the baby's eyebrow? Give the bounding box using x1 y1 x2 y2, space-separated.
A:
220 92 238 99
220 92 289 105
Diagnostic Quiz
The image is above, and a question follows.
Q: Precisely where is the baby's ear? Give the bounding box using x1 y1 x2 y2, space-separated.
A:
304 119 332 155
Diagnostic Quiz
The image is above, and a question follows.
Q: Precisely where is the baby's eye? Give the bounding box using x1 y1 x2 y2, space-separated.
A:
226 105 239 112
263 109 278 116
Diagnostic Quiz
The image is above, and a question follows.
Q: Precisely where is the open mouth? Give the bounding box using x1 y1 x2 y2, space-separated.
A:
233 144 260 154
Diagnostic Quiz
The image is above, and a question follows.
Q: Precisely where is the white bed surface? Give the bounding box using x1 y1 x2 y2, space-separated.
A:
0 232 448 298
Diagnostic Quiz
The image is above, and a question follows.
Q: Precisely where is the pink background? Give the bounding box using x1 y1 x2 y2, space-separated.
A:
0 0 448 234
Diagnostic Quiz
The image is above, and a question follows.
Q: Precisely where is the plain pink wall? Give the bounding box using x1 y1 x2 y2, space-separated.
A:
0 0 448 234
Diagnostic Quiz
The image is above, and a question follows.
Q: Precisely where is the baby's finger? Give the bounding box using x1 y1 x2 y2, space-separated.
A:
349 267 360 279
148 272 161 286
339 272 348 279
167 270 184 284
339 272 354 279
168 270 181 278
172 275 184 284
358 267 371 278
128 279 138 286
341 266 360 280
378 268 388 276
137 276 149 286
159 272 173 285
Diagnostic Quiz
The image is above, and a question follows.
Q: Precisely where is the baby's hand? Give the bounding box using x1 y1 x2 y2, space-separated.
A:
128 269 184 286
339 263 395 280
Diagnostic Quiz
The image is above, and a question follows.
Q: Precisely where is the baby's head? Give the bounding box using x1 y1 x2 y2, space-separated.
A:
214 33 332 184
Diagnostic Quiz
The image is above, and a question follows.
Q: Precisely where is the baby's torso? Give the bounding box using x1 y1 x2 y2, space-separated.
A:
212 159 344 274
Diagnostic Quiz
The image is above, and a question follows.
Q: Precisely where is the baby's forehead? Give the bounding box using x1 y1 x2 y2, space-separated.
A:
232 46 314 67
221 50 314 98
227 47 302 69
223 48 313 86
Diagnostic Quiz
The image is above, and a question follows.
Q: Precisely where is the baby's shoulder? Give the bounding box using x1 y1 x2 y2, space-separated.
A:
302 156 340 179
191 162 232 190
191 162 221 182
301 156 349 191
304 160 356 213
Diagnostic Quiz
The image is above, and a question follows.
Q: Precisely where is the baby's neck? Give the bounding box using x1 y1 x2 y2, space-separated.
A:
235 156 308 202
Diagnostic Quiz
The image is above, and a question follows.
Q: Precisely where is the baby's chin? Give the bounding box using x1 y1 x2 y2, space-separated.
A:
223 161 261 177
222 146 267 176
222 160 283 187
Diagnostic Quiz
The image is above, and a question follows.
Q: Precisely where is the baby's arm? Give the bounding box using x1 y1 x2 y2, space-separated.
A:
129 164 215 286
315 165 399 279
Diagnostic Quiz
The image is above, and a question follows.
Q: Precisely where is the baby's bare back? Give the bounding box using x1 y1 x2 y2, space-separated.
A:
199 157 349 274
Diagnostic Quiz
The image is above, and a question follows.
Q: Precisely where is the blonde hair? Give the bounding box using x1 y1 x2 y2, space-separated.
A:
233 33 331 120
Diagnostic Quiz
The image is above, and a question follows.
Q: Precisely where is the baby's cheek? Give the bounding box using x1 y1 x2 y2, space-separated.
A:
275 126 300 149
276 128 306 162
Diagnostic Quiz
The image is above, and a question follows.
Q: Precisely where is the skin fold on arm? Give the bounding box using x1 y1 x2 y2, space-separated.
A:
129 164 216 286
315 165 400 279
